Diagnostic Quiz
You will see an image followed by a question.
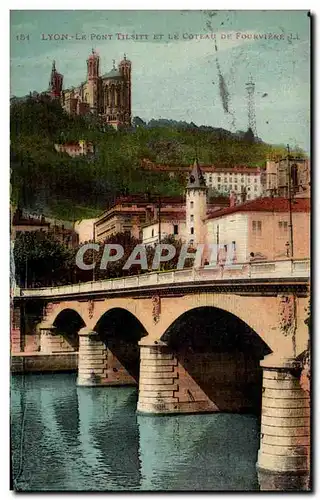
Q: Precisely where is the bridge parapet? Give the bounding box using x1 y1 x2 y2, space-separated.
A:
16 258 310 299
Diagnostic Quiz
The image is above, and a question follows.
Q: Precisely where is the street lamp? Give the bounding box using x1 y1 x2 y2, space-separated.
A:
285 241 290 257
286 144 294 259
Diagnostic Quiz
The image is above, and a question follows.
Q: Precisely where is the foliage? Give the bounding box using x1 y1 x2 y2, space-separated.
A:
13 229 197 288
13 231 74 287
10 97 307 221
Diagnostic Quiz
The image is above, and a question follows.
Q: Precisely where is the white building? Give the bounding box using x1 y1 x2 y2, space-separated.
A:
142 219 186 246
202 166 263 202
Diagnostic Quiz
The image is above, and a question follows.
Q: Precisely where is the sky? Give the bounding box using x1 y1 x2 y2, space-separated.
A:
10 10 310 151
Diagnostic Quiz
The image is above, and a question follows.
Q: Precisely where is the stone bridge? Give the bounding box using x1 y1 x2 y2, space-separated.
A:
11 258 310 481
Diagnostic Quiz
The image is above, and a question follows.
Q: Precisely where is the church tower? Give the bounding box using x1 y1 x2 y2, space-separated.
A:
49 60 63 98
186 159 208 246
118 54 132 126
86 49 100 112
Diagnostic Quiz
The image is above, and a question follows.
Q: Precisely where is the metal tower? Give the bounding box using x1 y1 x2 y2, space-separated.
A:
245 75 257 138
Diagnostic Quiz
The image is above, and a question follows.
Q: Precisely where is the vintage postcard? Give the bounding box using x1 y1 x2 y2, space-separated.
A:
10 10 311 492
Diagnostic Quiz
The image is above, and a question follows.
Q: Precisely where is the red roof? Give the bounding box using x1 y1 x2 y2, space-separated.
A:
141 159 261 173
206 197 310 220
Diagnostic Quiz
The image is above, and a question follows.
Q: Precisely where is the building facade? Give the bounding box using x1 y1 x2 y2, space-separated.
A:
95 196 186 243
202 166 263 202
262 158 310 199
205 197 310 264
54 140 94 157
141 160 263 202
49 51 131 129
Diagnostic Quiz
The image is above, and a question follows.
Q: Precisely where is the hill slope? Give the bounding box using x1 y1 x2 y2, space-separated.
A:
10 96 306 221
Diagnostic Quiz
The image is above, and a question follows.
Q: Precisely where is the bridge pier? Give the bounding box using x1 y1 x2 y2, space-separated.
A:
39 323 58 353
257 355 310 489
77 328 108 386
77 328 137 386
11 304 22 353
39 322 75 354
137 341 217 414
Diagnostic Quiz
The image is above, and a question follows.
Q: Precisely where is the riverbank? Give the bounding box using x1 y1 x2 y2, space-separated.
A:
11 352 78 374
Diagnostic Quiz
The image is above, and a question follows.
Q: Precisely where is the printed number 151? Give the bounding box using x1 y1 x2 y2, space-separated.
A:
16 34 30 41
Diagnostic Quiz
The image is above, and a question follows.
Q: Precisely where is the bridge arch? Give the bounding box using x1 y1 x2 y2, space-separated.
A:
52 308 86 350
93 307 148 383
150 293 293 354
161 305 272 356
158 305 272 413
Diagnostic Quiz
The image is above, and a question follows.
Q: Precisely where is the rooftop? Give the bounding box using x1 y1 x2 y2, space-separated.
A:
102 68 122 80
206 197 310 220
141 159 262 173
186 159 207 189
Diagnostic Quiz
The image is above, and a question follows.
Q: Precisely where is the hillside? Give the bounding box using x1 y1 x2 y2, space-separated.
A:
10 95 306 221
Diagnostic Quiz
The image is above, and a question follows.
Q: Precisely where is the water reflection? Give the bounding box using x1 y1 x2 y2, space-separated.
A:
137 413 260 491
11 373 308 492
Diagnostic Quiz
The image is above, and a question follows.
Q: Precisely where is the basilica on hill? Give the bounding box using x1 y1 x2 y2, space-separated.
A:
48 50 131 129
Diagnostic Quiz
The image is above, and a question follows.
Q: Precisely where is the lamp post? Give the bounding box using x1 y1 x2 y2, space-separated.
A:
216 224 219 264
287 144 294 259
158 195 161 246
92 221 96 281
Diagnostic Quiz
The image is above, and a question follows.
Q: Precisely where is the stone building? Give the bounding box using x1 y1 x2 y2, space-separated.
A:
54 140 94 157
205 197 310 263
49 51 131 129
141 159 263 202
94 196 186 242
262 157 310 199
11 209 79 249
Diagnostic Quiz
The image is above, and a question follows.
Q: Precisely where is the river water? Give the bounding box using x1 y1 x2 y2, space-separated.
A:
11 373 261 492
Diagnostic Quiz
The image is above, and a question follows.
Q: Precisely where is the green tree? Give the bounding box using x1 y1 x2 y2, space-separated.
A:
13 231 73 287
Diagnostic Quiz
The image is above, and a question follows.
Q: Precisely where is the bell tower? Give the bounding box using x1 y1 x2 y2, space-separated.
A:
86 49 100 112
49 60 63 99
118 54 132 126
185 159 208 246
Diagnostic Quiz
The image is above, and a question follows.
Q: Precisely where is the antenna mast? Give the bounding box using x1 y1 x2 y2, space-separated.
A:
245 75 257 138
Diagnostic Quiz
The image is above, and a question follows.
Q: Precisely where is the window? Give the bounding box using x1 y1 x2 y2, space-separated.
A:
151 229 154 237
190 215 194 222
124 230 131 237
224 178 227 183
209 176 212 183
241 178 244 183
190 201 194 209
218 184 221 190
229 185 232 190
252 220 262 234
173 224 179 235
224 184 227 190
254 186 258 191
191 227 194 235
217 176 221 182
247 187 251 192
254 178 258 183
278 221 288 233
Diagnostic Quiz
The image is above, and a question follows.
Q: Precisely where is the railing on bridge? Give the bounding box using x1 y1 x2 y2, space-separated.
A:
15 258 310 298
